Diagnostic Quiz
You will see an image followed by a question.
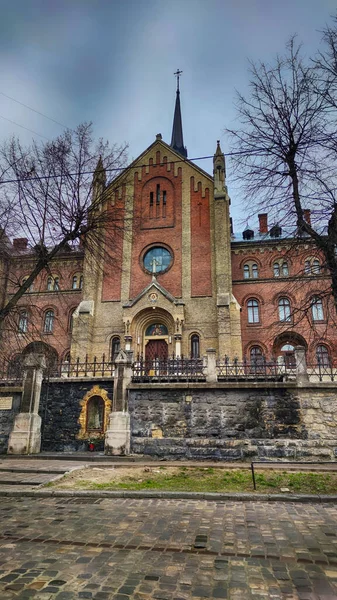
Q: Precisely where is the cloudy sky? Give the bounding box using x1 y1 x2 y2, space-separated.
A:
0 0 335 227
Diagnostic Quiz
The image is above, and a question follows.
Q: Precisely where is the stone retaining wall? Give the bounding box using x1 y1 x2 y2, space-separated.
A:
128 384 337 460
39 379 113 452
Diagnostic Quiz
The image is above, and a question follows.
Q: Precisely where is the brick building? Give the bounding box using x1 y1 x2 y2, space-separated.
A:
1 85 336 374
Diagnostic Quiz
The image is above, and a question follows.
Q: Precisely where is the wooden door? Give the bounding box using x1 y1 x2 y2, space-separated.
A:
145 340 168 361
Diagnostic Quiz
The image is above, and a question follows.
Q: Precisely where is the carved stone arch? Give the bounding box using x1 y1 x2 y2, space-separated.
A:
78 385 112 439
132 306 175 341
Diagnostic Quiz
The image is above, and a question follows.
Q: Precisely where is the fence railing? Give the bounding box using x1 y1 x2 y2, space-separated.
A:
49 356 115 379
216 358 296 381
307 363 337 382
1 354 337 384
131 357 205 382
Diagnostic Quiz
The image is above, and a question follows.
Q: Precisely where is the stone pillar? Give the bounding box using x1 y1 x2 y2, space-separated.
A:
295 346 309 383
174 334 182 358
105 350 132 455
8 353 46 454
205 348 217 383
124 335 132 351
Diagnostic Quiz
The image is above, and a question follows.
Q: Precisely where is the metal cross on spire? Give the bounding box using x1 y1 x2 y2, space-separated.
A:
174 69 183 91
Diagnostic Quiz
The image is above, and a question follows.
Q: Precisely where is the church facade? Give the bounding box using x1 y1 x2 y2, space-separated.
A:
2 85 337 373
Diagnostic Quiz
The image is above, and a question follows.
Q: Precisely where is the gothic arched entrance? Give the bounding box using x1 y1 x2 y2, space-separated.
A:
144 323 169 361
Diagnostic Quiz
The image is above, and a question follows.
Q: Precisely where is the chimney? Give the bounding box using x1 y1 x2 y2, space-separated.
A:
13 238 28 251
258 214 268 234
303 209 311 226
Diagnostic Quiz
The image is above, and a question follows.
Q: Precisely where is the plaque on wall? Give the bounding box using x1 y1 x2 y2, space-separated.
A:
0 397 13 410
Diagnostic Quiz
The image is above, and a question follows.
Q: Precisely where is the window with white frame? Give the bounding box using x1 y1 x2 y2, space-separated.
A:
278 297 291 322
311 296 324 321
247 299 260 323
243 262 259 279
44 310 54 333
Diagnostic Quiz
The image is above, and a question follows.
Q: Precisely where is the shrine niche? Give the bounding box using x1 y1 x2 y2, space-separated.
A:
78 385 112 439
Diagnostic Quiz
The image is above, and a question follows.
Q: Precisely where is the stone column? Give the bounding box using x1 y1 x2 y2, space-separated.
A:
8 353 46 454
295 346 309 383
174 334 182 358
105 350 132 455
205 348 217 383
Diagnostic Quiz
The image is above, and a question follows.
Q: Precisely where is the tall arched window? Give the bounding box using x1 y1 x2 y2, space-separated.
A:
111 337 121 362
311 296 324 321
69 309 76 333
278 298 291 322
243 263 259 279
282 262 289 276
250 346 264 365
247 299 260 324
316 345 330 367
273 263 280 277
191 334 200 358
72 275 77 289
79 275 83 290
243 265 250 279
18 310 28 333
44 310 54 333
53 277 60 291
312 259 321 274
47 276 53 291
304 260 311 274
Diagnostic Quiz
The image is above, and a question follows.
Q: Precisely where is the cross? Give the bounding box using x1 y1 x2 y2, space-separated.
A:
174 69 183 91
150 257 160 274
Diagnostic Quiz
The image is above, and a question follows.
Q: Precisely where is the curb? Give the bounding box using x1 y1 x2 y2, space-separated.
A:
0 489 337 503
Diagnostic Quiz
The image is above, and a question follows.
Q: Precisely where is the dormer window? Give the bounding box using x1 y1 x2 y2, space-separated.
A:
269 225 282 238
242 228 254 240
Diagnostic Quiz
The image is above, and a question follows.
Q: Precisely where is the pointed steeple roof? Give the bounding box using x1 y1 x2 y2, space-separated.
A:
170 70 187 158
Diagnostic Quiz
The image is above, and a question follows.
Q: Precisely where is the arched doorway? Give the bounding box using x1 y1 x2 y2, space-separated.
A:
273 333 307 368
144 323 169 361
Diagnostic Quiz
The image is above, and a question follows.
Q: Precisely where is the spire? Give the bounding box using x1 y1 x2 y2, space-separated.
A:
170 69 187 158
92 155 106 203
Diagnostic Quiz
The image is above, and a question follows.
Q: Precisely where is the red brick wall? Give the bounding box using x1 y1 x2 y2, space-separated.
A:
5 254 84 361
232 243 337 363
190 178 212 297
129 158 183 299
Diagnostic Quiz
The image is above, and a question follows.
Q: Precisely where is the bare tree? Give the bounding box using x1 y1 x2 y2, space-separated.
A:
0 123 128 336
226 34 337 310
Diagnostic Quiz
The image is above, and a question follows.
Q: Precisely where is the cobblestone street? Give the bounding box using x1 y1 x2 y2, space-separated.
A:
0 498 337 599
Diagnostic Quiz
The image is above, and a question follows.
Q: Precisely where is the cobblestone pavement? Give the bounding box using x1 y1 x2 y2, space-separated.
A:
1 498 337 599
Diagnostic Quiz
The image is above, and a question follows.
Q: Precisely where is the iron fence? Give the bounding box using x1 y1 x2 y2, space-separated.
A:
49 356 115 379
307 363 337 382
216 358 296 381
131 357 205 382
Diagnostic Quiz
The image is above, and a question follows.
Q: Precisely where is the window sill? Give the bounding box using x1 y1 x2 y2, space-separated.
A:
247 322 262 327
